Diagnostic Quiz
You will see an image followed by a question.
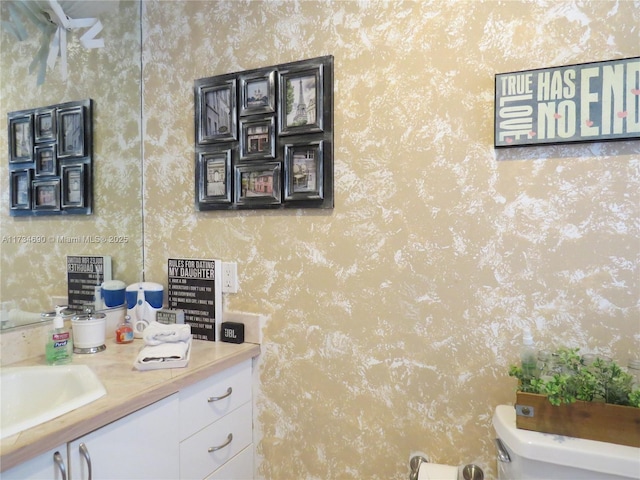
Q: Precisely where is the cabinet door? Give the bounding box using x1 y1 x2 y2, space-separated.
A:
69 394 179 480
2 446 68 480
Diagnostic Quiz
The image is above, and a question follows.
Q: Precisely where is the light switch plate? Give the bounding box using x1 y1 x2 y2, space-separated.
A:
221 261 238 293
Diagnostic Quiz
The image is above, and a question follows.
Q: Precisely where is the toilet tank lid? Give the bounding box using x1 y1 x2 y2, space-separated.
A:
492 405 640 479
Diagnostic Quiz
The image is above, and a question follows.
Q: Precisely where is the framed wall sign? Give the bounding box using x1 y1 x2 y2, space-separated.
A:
32 179 61 211
57 104 87 159
283 138 324 201
8 114 33 163
7 99 93 216
279 64 325 136
197 147 232 205
34 108 56 142
10 169 31 210
61 163 87 208
195 79 237 144
34 144 57 176
495 57 640 147
195 56 333 210
240 115 276 160
239 70 276 116
235 162 282 207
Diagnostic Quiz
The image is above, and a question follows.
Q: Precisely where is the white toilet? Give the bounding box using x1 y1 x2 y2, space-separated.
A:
493 405 640 480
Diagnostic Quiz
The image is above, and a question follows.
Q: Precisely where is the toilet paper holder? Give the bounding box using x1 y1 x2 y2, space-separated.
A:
462 464 484 480
409 455 484 480
409 456 427 480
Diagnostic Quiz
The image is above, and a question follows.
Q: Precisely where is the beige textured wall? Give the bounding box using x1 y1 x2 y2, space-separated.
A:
141 1 639 478
0 1 143 313
1 0 637 478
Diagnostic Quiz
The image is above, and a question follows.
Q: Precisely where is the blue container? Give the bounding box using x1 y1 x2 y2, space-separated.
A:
102 280 126 308
126 282 163 309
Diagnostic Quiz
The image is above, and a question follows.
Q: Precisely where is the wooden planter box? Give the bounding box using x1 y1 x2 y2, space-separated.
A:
516 392 640 448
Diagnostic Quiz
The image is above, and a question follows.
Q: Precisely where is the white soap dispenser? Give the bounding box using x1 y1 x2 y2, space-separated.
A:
45 305 73 365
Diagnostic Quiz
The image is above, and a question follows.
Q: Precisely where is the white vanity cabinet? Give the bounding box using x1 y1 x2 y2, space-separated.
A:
1 445 68 480
3 394 179 480
179 359 253 480
2 356 255 480
68 394 179 480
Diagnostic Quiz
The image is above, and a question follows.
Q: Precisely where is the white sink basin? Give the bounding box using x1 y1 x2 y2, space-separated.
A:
0 364 106 439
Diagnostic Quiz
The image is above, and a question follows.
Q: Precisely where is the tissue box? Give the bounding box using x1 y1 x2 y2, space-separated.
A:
221 322 244 344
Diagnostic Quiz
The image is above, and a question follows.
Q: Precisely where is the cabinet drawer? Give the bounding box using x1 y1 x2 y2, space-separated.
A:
180 402 252 480
179 359 251 440
205 444 253 480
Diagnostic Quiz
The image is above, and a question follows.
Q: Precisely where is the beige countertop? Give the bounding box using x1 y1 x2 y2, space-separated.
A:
0 339 261 472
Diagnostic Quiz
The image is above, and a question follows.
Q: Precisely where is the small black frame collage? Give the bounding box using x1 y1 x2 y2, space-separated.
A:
194 56 333 210
7 99 93 216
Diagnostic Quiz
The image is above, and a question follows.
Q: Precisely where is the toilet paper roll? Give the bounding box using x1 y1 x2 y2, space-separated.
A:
418 462 458 480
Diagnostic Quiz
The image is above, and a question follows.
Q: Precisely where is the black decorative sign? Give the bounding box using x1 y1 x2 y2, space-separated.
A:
67 255 112 308
167 258 222 341
495 57 639 147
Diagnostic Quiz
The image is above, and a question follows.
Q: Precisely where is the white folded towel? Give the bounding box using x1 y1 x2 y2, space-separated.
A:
136 341 190 364
143 321 191 346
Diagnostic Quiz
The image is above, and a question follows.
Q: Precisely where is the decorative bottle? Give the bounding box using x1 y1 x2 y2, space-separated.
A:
116 315 134 344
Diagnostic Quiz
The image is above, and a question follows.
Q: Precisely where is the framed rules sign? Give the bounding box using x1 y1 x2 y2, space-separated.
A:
494 57 640 147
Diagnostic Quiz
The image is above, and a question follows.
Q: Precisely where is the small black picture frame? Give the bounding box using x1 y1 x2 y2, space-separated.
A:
9 114 33 163
235 162 281 206
32 179 61 211
34 108 56 143
279 63 324 136
10 169 32 210
240 115 276 160
34 144 57 177
61 163 85 208
283 140 324 201
196 79 237 144
57 105 86 159
239 71 276 116
197 148 232 205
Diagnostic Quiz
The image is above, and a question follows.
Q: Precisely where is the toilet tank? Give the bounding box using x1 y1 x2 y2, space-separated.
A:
492 405 640 480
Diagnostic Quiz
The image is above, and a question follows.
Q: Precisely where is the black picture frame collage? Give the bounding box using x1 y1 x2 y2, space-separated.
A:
7 99 93 216
194 56 334 210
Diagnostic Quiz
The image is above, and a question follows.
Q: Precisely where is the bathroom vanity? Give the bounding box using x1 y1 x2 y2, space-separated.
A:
0 340 260 479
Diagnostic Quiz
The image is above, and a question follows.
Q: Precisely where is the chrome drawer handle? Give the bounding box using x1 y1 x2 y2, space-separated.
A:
207 387 232 402
208 433 233 452
53 451 67 480
79 443 93 480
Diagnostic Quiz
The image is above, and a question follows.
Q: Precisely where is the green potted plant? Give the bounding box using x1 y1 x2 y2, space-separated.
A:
508 347 640 447
509 347 640 407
